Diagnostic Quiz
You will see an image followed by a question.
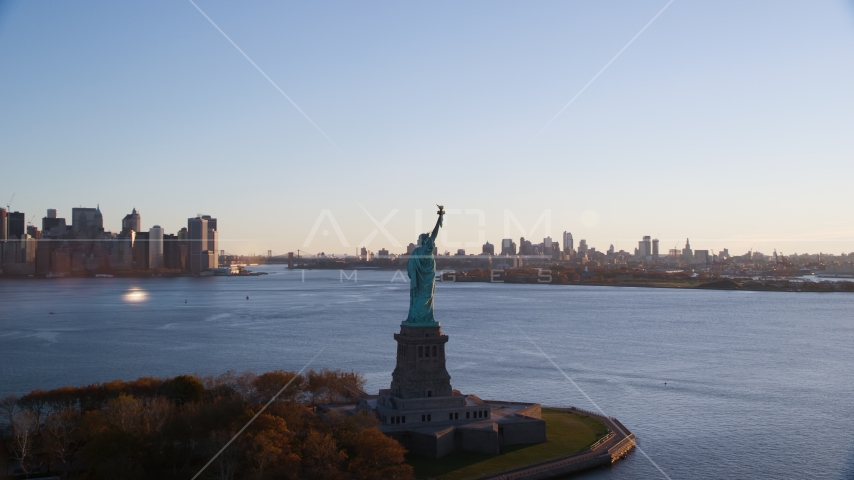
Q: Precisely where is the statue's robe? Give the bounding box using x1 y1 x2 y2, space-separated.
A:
406 237 437 323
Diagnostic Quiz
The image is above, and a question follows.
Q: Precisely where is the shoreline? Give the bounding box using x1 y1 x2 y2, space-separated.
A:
474 407 635 480
2 270 851 293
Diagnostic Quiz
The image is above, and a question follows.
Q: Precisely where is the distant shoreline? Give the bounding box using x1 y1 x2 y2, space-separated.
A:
2 268 851 293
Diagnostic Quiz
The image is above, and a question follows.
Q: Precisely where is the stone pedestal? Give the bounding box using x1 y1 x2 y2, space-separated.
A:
389 323 453 399
351 320 546 459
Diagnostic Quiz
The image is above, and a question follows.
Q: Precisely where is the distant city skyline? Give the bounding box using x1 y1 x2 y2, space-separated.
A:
1 203 850 259
2 1 853 256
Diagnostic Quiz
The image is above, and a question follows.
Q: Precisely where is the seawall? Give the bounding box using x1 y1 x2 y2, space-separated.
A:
477 406 636 480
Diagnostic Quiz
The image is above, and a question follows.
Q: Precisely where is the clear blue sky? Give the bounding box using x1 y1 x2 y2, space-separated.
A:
1 0 853 256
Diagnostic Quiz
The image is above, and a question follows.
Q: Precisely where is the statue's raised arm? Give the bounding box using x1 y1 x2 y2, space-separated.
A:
429 205 445 243
404 206 444 325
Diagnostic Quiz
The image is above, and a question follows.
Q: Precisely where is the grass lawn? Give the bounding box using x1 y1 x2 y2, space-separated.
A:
407 409 610 480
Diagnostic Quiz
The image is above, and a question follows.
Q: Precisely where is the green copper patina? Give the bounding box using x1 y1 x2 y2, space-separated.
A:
403 206 445 326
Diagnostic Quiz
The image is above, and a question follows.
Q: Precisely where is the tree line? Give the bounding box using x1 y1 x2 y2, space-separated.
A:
0 369 413 480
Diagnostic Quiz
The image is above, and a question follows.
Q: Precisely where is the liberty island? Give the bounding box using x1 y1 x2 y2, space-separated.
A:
321 207 636 478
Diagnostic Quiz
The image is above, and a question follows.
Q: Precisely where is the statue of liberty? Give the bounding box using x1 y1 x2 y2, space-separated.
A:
405 206 444 324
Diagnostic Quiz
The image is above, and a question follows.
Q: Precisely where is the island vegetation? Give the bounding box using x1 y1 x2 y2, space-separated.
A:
444 267 854 292
0 370 413 480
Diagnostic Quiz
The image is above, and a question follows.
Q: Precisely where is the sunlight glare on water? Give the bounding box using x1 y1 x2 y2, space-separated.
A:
121 287 148 303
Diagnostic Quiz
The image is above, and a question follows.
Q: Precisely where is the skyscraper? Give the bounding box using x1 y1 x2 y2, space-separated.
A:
7 211 25 240
133 231 149 270
482 241 494 255
188 215 208 273
682 238 693 261
162 233 180 270
639 236 652 258
122 208 141 234
562 231 573 253
203 215 218 268
0 208 6 243
501 238 517 256
0 208 6 265
42 209 66 236
518 237 533 256
652 238 660 259
71 206 103 239
148 225 164 269
188 215 218 272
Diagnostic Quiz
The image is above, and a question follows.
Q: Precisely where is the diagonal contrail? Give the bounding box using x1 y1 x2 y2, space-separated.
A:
188 0 344 154
534 0 676 138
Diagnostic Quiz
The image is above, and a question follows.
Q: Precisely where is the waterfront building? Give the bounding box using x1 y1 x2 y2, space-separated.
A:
162 234 180 270
682 238 693 262
695 249 709 264
482 241 494 255
201 215 218 255
638 236 652 259
133 231 149 270
177 227 189 271
111 232 135 270
653 238 660 259
0 208 6 243
71 206 104 239
563 231 573 253
519 237 533 256
188 216 207 273
148 225 164 269
378 248 390 258
543 236 553 255
23 235 36 264
51 249 71 274
0 208 5 264
3 232 38 273
188 215 218 273
407 243 417 255
7 211 25 240
122 208 141 235
500 238 516 256
198 250 215 271
578 239 588 254
35 239 57 276
42 209 67 236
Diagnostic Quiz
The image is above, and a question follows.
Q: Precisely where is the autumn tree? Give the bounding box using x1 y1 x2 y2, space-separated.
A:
43 406 82 477
251 370 303 404
300 429 347 479
163 374 205 405
304 369 366 404
348 428 414 480
244 414 300 479
17 389 49 431
8 409 42 478
0 394 17 436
